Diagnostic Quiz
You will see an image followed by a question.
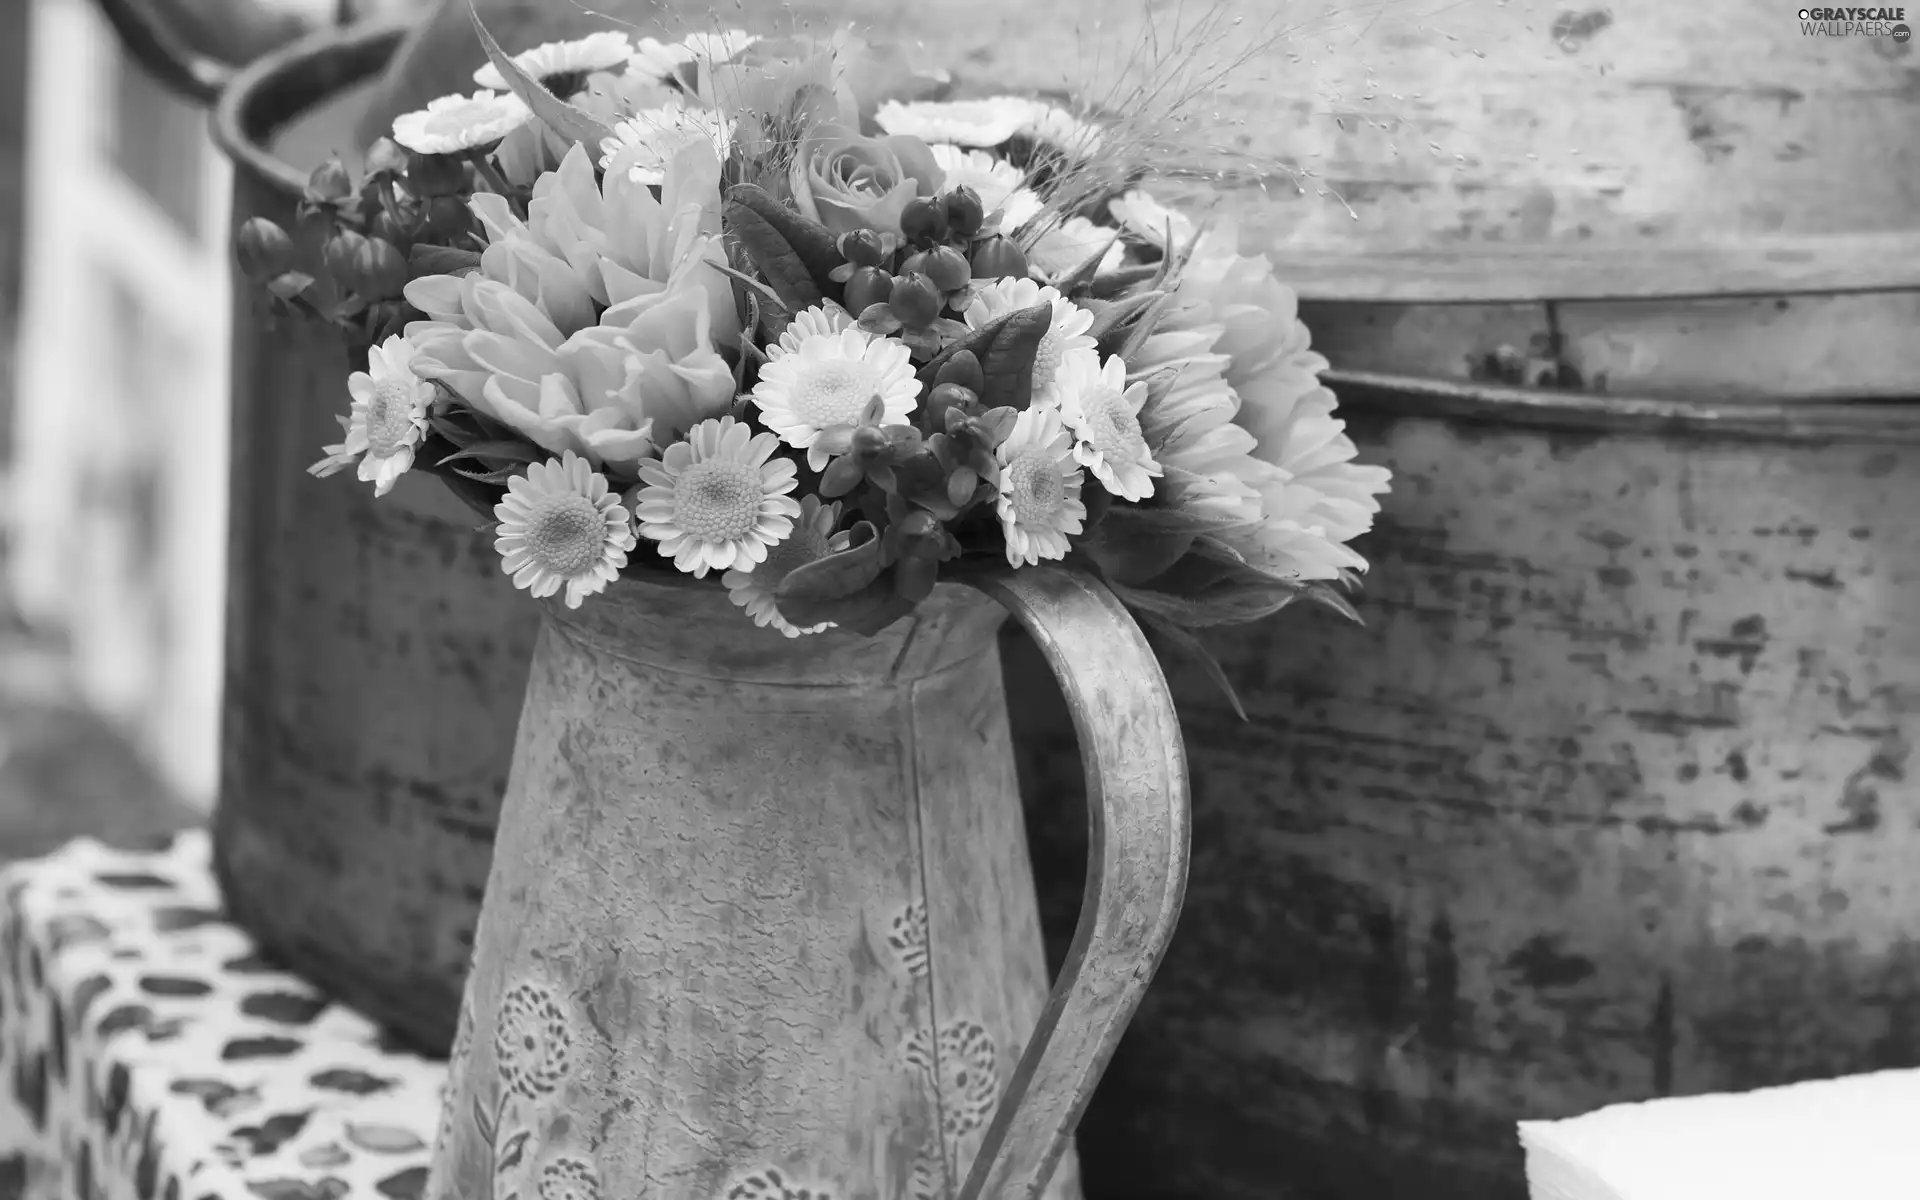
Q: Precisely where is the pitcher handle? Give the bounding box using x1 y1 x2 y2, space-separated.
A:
88 0 334 106
957 564 1192 1200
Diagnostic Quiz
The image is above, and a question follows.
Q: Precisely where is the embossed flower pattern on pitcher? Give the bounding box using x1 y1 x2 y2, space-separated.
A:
723 1165 837 1200
495 982 576 1099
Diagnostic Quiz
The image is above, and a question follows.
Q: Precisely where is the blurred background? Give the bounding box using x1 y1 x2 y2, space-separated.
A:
0 0 353 849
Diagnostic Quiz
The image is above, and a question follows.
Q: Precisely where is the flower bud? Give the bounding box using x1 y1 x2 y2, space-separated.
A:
843 267 895 316
897 509 942 541
838 228 886 268
923 245 971 292
900 196 948 244
971 236 1029 280
934 349 986 397
235 217 295 282
365 137 409 180
850 424 894 464
322 228 368 287
426 195 473 240
305 157 353 203
895 553 939 603
370 209 411 250
888 273 944 327
408 151 470 198
944 186 985 239
352 237 409 300
925 382 978 428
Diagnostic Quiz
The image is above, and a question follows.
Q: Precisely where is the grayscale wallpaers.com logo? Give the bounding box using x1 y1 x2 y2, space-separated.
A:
1799 5 1912 38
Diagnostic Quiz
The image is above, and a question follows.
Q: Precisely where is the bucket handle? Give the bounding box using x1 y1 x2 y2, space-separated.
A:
956 564 1192 1199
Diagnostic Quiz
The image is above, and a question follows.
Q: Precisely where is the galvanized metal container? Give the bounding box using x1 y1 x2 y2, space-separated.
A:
208 22 537 1052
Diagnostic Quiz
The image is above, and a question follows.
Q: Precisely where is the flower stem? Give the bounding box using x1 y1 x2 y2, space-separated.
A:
466 152 524 219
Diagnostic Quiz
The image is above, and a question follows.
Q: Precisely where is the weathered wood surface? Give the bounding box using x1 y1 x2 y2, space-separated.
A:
432 575 1171 1200
1009 393 1920 1199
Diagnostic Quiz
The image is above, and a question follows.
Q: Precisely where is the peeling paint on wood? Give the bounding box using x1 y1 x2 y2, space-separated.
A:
1008 391 1920 1199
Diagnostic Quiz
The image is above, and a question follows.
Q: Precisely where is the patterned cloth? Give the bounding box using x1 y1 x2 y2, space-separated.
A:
0 831 446 1200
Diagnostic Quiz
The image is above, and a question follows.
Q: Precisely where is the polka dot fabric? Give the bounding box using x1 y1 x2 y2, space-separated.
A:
0 832 445 1200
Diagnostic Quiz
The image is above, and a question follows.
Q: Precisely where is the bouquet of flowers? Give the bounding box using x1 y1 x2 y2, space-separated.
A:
236 12 1392 704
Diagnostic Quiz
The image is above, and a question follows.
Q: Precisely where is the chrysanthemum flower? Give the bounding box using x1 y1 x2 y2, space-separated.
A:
390 90 532 155
471 31 634 93
875 98 1035 147
492 451 638 609
1025 215 1126 278
1126 321 1267 524
767 302 863 359
750 329 921 470
1055 352 1161 501
1109 189 1197 251
722 496 854 637
309 336 434 497
600 102 737 186
961 278 1096 409
627 30 759 82
632 416 801 578
927 145 1026 223
994 405 1086 567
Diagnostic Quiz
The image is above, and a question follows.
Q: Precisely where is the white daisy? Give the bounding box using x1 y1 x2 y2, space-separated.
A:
998 188 1047 233
391 90 532 155
1021 102 1106 157
994 404 1086 567
632 416 801 578
722 495 854 637
961 278 1098 409
1026 215 1126 278
767 302 863 359
628 30 759 82
928 144 1026 216
1055 352 1161 501
750 330 922 470
600 102 737 185
491 451 638 609
875 97 1037 147
308 336 434 497
1109 189 1197 251
471 31 634 93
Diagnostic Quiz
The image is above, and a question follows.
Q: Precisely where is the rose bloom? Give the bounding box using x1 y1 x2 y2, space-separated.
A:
789 121 945 240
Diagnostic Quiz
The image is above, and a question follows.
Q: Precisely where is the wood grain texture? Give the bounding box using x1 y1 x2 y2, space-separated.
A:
1007 394 1920 1199
210 26 540 1054
429 577 1095 1200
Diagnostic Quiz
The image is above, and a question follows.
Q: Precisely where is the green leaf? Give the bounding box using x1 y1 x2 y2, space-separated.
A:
724 199 825 312
494 1130 531 1174
919 303 1052 409
470 5 615 151
775 522 887 611
1135 610 1249 721
1086 264 1160 299
1084 522 1195 586
1118 292 1178 363
1099 504 1264 541
266 271 315 301
1109 576 1301 628
1085 289 1163 356
803 578 920 636
725 185 846 292
435 440 547 468
409 245 481 278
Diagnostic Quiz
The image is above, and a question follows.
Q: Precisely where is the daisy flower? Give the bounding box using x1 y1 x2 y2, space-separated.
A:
600 102 737 186
391 90 532 155
471 31 633 94
767 303 863 359
491 451 638 609
1021 102 1106 157
1055 352 1161 502
1025 215 1126 279
998 189 1046 233
961 278 1097 409
875 97 1037 147
751 330 921 470
994 405 1086 567
928 144 1026 218
628 30 758 82
308 336 434 497
632 416 801 578
1109 189 1197 251
722 496 854 638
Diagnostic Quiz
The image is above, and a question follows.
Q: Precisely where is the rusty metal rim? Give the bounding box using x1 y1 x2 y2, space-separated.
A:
212 18 413 196
1326 369 1920 445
